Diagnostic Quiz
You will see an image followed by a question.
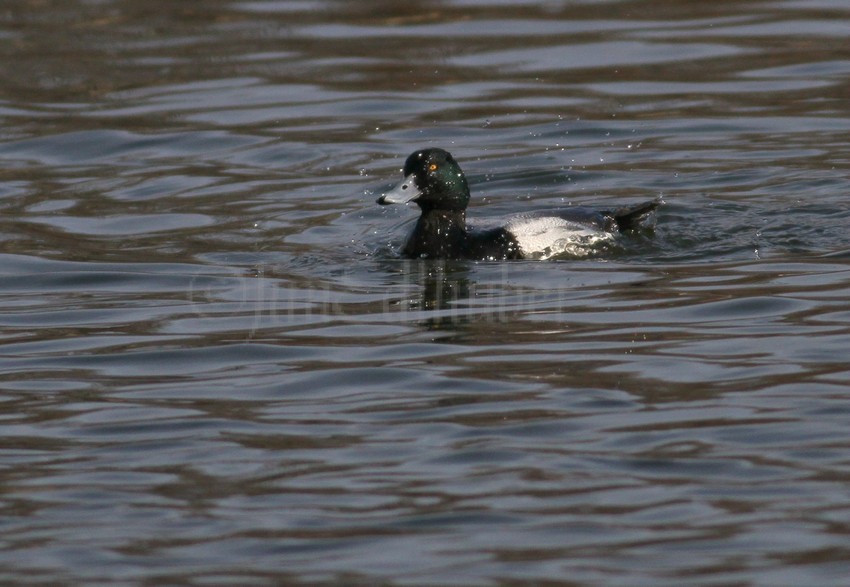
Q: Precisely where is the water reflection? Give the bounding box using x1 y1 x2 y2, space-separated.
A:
400 259 472 311
378 259 477 335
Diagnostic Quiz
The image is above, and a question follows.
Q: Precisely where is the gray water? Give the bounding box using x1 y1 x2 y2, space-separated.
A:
2 1 850 585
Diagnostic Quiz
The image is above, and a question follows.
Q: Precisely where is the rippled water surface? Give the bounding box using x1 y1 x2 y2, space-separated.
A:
3 0 850 584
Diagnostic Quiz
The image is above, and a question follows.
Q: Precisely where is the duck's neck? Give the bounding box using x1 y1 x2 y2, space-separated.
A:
403 208 468 259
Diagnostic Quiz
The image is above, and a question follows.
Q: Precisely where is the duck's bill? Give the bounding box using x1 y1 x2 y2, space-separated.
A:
376 173 421 205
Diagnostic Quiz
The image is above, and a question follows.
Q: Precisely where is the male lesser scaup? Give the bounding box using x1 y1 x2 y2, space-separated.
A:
377 148 660 260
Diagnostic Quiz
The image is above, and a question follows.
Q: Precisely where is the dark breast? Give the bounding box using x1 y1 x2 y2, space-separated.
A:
402 213 523 260
402 211 468 259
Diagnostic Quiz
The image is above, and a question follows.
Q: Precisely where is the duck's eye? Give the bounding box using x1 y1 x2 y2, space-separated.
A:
428 164 438 172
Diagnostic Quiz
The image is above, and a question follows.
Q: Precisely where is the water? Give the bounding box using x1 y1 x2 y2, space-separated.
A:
2 0 850 584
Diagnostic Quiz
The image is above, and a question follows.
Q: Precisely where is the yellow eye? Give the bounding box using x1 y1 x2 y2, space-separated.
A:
428 164 438 172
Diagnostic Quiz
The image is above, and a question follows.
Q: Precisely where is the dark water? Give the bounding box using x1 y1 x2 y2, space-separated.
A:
3 0 850 584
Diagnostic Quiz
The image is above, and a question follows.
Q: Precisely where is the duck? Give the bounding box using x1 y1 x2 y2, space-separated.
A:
376 147 660 260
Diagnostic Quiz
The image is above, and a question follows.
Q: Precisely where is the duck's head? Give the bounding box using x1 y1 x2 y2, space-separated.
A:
377 148 470 212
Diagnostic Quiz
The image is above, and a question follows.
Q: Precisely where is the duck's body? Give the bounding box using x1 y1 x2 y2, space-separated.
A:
377 148 659 260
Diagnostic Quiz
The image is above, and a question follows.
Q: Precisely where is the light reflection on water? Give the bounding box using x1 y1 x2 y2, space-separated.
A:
2 0 850 584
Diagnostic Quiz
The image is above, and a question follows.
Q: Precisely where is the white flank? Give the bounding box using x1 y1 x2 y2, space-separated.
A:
504 215 612 260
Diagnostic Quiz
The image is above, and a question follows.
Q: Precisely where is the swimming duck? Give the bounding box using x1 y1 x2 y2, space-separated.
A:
377 148 659 260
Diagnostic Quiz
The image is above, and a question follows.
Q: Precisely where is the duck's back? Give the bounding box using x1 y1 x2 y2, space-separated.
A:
497 200 659 260
499 211 609 260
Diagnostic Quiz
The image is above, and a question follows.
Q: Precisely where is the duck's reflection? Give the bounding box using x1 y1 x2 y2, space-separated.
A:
380 258 477 330
415 260 471 311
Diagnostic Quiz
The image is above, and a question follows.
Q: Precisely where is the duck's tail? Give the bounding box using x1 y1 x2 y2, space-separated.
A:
612 198 662 232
